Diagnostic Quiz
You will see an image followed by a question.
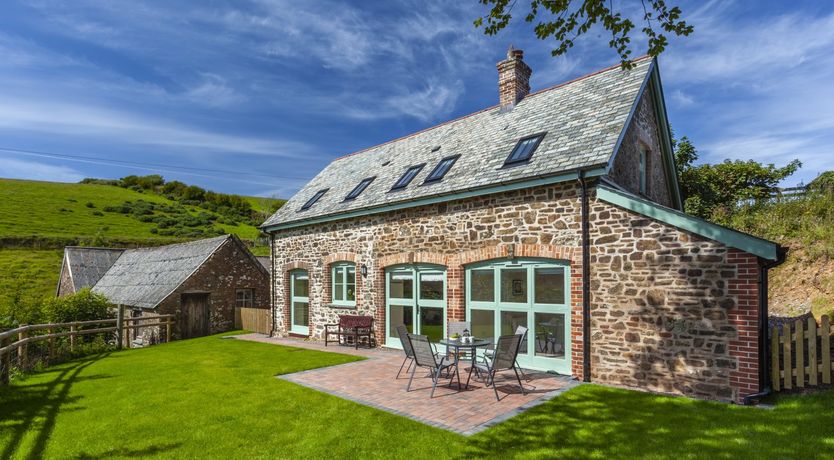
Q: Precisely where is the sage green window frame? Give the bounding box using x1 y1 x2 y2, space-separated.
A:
290 269 310 335
330 262 356 307
465 258 571 374
384 264 447 348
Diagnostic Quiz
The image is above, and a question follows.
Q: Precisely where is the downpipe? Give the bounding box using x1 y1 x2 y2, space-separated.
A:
579 173 592 383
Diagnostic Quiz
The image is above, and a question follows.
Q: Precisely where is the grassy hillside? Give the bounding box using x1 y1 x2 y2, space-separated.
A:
0 179 270 242
0 178 282 313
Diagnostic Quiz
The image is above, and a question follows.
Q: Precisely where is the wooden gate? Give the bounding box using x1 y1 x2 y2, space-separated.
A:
771 315 832 391
181 293 210 339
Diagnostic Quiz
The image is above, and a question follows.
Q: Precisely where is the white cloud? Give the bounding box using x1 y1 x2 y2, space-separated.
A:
184 74 246 107
670 89 695 107
0 157 85 182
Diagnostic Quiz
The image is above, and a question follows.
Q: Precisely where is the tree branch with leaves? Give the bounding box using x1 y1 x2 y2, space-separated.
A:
474 0 694 68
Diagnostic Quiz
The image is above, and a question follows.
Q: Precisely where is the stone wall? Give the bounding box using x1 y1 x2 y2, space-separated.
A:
588 196 761 401
609 82 674 208
56 258 74 297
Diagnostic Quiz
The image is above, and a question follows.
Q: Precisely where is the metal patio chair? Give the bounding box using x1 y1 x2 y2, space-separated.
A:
483 325 529 381
446 320 472 360
468 333 526 401
405 333 455 398
395 324 415 379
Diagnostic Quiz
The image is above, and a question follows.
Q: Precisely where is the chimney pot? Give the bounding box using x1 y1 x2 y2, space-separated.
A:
497 47 532 110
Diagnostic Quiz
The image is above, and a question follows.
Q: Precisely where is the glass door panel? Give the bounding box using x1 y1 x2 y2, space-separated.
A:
534 312 566 358
418 306 444 342
389 272 413 299
290 271 309 335
387 304 414 342
386 266 446 348
500 310 528 355
500 268 528 303
418 272 444 301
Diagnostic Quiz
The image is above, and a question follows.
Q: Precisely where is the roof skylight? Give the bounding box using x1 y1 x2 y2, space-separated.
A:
504 133 545 166
300 189 328 211
424 155 460 183
391 164 424 190
344 177 375 201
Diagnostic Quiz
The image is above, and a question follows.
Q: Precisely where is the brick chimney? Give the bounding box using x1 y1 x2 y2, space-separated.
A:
497 46 532 110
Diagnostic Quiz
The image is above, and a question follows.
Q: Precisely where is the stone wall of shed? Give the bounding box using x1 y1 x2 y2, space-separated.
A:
273 182 588 379
588 196 761 402
57 258 74 297
149 239 269 340
609 84 674 208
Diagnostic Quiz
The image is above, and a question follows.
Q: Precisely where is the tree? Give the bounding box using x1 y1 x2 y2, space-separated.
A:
42 289 113 324
474 0 694 68
672 135 802 223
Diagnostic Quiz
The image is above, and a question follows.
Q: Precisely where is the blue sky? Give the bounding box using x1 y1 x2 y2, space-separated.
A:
0 0 831 198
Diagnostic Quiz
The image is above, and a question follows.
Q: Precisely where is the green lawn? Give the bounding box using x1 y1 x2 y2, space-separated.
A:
1 334 832 459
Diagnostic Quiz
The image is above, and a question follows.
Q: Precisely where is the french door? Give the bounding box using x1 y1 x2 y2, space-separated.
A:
290 269 309 335
385 265 446 348
466 259 571 374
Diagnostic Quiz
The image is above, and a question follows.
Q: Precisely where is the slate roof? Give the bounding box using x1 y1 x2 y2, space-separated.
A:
92 235 230 309
263 56 653 229
62 247 125 292
256 256 271 273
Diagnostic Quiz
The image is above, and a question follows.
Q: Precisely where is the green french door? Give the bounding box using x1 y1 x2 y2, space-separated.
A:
385 265 446 348
290 269 309 335
466 259 571 374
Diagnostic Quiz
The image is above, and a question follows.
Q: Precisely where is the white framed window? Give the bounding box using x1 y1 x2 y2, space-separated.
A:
235 288 254 308
331 262 357 307
639 146 649 195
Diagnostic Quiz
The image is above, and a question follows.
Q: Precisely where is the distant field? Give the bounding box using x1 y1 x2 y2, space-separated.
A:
0 249 63 306
0 178 270 242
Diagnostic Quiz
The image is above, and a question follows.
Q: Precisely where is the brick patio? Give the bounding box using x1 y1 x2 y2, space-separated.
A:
233 333 578 435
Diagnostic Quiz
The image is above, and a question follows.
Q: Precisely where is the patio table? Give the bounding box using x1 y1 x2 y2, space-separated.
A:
439 338 492 390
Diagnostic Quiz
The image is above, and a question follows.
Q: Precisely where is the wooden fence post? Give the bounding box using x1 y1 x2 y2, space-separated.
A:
1 336 10 385
70 324 76 352
166 317 172 343
823 315 831 385
783 323 792 390
18 326 28 372
771 326 780 392
796 319 805 388
808 316 818 386
48 327 55 360
116 305 124 350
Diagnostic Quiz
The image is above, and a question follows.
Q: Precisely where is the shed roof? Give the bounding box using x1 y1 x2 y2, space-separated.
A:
263 56 654 231
61 247 125 293
92 235 230 309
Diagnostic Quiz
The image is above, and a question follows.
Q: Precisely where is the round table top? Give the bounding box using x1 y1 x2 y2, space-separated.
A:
439 338 492 348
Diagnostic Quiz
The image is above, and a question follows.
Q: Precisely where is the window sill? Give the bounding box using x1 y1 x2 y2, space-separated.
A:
327 303 357 310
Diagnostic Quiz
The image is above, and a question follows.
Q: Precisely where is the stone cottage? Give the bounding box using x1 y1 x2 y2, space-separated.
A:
56 246 125 296
260 51 783 403
59 235 269 342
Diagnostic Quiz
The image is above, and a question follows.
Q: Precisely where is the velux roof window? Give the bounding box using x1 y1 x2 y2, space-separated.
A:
391 164 424 190
344 177 375 201
299 189 328 211
504 133 545 166
424 155 460 183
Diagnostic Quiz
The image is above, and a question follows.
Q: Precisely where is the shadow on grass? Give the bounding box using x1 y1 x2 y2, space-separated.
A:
462 384 834 459
0 352 113 460
70 442 184 459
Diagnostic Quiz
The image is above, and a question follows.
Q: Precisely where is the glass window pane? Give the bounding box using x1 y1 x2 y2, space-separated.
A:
470 309 494 343
470 269 494 302
346 266 356 301
334 268 344 301
292 272 308 298
500 310 528 355
419 306 444 342
534 312 565 358
419 272 444 300
389 272 413 299
500 268 527 303
292 301 309 327
534 267 565 304
388 305 413 339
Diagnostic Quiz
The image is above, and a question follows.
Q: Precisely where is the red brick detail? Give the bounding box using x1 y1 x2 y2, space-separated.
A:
726 249 761 402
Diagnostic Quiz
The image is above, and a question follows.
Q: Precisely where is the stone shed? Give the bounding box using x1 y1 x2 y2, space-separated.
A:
87 235 269 342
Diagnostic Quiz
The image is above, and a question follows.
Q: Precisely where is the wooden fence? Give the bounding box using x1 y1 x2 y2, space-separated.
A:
235 307 271 335
771 315 833 391
0 307 175 385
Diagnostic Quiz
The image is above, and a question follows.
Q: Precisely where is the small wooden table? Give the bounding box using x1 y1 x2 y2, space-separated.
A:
439 338 492 390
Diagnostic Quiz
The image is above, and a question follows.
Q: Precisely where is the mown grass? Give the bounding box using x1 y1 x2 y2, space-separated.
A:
1 333 832 459
0 178 262 241
0 249 63 308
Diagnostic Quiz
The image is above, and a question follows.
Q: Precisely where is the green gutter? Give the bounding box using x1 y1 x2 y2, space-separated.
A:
597 184 778 260
263 167 607 232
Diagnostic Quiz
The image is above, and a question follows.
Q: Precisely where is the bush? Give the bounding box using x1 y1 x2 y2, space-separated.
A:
42 289 113 324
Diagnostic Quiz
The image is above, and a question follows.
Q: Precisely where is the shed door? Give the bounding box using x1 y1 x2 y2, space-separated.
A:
181 293 210 339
